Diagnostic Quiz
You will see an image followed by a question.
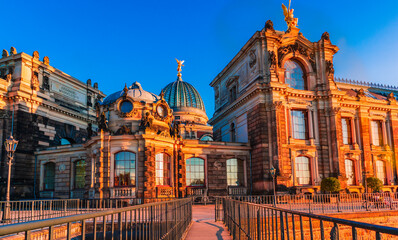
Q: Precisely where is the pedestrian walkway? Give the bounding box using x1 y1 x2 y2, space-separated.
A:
185 205 231 240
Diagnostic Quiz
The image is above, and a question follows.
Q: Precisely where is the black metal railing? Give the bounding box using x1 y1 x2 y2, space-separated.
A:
0 197 175 225
0 198 192 240
216 197 398 240
227 192 398 214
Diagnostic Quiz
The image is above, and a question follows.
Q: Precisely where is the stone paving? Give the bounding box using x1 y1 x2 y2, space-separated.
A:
185 205 231 240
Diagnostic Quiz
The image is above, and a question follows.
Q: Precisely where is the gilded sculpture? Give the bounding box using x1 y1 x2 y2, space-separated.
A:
282 0 298 30
175 58 184 77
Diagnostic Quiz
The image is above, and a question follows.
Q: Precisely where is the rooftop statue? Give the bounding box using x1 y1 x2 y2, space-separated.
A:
282 0 298 31
175 58 184 77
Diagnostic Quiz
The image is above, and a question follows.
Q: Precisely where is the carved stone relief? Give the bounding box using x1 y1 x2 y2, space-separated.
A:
43 56 50 65
268 50 276 68
31 73 40 90
277 42 312 67
326 60 334 76
2 49 9 58
33 51 39 60
249 49 257 69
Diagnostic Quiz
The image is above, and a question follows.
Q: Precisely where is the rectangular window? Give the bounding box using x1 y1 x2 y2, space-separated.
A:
291 110 308 140
371 120 383 146
345 159 355 185
74 160 86 189
375 160 387 185
229 86 237 102
295 157 311 185
341 118 352 145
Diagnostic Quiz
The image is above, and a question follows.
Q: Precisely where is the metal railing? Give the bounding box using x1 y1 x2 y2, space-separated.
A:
0 198 192 240
0 198 175 225
216 197 398 240
228 192 398 213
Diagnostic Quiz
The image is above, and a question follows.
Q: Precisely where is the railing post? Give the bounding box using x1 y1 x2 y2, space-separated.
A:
257 209 261 240
280 211 285 240
330 223 339 240
31 201 35 220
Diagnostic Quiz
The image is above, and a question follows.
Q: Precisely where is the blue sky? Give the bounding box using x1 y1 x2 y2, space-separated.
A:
1 0 397 117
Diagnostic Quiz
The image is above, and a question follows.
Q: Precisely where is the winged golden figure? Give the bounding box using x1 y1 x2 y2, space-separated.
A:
282 0 298 30
175 58 185 74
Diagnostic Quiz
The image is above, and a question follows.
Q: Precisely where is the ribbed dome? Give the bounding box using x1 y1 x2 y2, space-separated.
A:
102 82 159 105
163 77 205 112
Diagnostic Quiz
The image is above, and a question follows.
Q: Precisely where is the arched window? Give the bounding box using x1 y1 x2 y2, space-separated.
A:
226 158 244 186
43 162 55 190
284 60 306 90
186 158 205 187
156 153 171 186
230 123 236 142
375 160 387 185
74 160 86 189
200 135 214 141
114 152 136 187
345 159 355 185
61 138 73 145
295 156 311 185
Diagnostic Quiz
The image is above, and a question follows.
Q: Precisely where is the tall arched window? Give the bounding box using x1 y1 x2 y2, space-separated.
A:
226 158 244 186
156 153 171 186
345 159 355 185
74 160 86 189
43 162 55 190
230 123 236 142
284 60 306 90
114 152 136 187
375 160 387 185
295 156 311 185
186 158 205 187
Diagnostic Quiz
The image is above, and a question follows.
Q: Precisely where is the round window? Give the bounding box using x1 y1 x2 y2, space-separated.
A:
120 100 133 113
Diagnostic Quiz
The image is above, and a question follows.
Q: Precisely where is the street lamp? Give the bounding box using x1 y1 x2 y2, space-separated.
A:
2 135 18 223
270 166 276 207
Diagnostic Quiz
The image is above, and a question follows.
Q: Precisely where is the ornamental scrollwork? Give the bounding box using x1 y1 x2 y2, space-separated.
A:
321 32 330 41
277 42 312 67
268 50 276 68
249 49 257 69
264 20 275 32
326 60 334 76
115 125 133 135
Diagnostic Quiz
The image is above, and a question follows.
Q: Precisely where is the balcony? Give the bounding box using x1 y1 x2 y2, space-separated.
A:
156 186 175 198
186 187 206 196
110 187 136 198
228 186 247 196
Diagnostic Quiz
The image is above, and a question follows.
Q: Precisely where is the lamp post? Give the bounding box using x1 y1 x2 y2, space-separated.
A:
270 166 276 207
2 135 18 223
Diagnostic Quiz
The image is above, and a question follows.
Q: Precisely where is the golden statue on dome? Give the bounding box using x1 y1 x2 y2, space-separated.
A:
282 0 298 30
175 58 185 77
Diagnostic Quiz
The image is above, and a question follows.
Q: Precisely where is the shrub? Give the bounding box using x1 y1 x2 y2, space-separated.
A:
320 177 341 193
366 177 383 192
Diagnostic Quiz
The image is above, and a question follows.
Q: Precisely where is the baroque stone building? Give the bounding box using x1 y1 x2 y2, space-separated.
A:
0 48 104 198
27 8 398 199
36 70 250 199
209 20 398 194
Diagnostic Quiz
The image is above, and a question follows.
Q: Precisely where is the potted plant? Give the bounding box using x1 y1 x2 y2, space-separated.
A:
321 177 341 203
366 177 383 193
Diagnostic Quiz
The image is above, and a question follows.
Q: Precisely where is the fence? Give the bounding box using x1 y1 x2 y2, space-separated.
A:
0 198 192 240
228 192 398 214
0 197 175 225
216 197 398 240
